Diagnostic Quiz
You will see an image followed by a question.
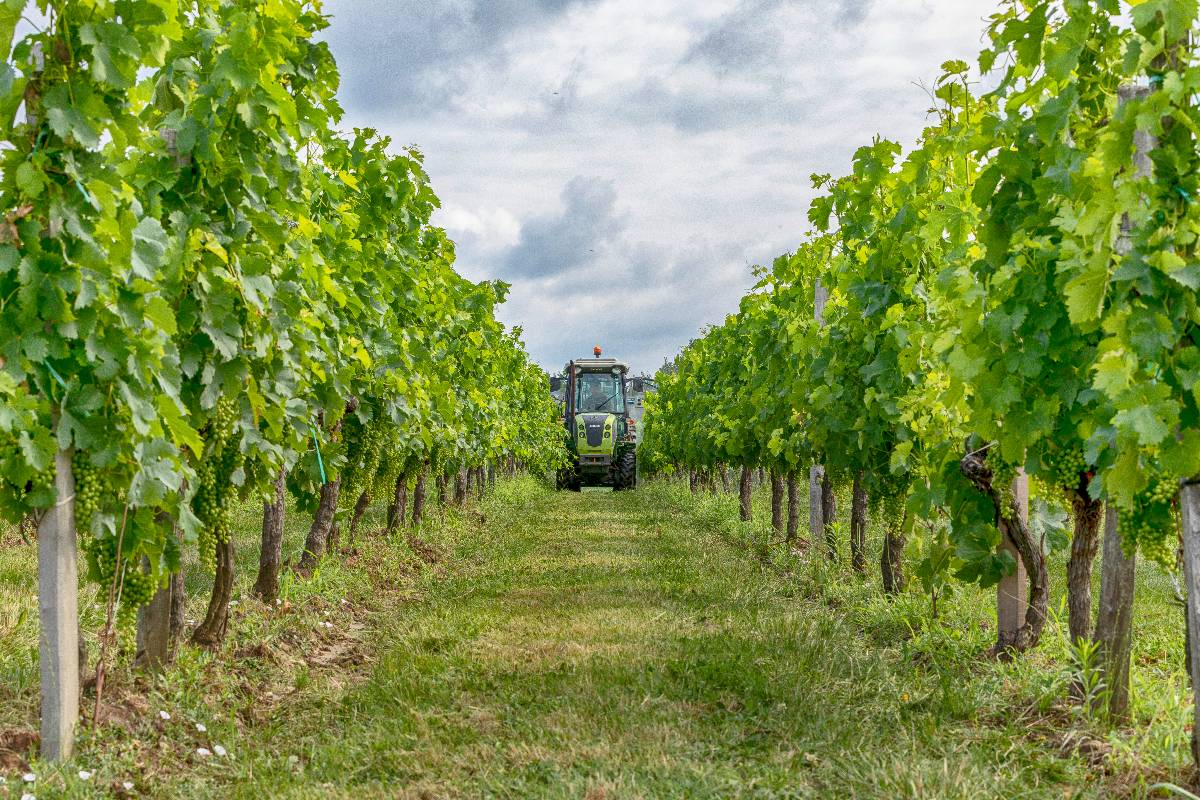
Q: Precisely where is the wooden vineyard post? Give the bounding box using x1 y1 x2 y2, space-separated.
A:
810 277 828 543
996 471 1029 647
1094 504 1135 721
1180 482 1200 762
1091 84 1151 716
140 510 188 667
136 568 173 669
38 448 79 760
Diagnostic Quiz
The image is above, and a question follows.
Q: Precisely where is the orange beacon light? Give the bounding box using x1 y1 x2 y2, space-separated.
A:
593 345 602 357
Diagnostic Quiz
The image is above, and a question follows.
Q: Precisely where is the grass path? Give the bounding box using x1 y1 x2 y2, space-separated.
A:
173 478 1125 800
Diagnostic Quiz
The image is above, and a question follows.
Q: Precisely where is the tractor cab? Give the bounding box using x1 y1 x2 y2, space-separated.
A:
557 347 637 491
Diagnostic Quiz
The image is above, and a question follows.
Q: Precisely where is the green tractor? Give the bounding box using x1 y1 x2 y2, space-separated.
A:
554 347 637 491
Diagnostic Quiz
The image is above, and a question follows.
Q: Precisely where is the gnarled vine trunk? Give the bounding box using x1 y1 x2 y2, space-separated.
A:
253 467 288 603
961 448 1047 653
192 536 235 648
297 475 341 576
850 472 867 573
348 489 371 545
387 473 408 534
739 467 752 522
881 515 906 595
454 469 467 505
770 470 784 535
786 472 800 544
1067 489 1103 645
821 470 837 558
411 466 427 528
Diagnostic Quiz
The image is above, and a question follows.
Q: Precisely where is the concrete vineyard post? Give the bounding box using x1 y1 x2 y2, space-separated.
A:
38 448 79 761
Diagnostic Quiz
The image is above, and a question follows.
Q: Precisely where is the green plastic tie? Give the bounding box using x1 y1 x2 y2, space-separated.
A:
76 181 97 210
45 362 67 390
310 424 328 485
1176 186 1194 204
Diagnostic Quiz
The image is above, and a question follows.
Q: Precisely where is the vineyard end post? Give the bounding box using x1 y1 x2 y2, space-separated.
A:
39 448 79 760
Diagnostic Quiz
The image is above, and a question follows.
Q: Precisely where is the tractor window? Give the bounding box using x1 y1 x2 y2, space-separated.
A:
576 372 624 412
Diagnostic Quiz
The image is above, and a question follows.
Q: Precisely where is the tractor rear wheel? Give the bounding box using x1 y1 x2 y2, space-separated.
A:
613 450 636 491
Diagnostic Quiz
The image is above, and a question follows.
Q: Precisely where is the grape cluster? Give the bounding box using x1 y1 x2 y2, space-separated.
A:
192 398 243 572
1044 445 1089 492
372 431 404 499
73 456 102 532
990 459 1018 512
1116 469 1178 567
83 530 157 625
342 418 386 504
116 568 158 625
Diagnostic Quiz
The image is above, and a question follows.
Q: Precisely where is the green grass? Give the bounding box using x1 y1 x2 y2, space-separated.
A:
0 477 1195 797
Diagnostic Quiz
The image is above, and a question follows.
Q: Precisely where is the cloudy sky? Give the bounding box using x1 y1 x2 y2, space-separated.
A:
321 0 996 374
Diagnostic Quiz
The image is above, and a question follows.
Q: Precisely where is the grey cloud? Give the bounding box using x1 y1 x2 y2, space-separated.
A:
500 238 760 372
682 0 785 78
321 0 598 114
500 177 625 280
683 0 875 80
837 0 875 26
616 78 777 135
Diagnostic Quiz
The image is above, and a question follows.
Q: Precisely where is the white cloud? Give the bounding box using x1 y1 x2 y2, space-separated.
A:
322 0 997 372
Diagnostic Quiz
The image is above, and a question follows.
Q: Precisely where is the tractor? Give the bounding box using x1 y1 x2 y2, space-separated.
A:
553 346 637 491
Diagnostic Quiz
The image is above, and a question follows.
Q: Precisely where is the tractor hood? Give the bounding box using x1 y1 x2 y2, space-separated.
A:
574 413 616 454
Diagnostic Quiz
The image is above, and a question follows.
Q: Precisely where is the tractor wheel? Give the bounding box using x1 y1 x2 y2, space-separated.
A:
613 450 636 491
558 467 582 492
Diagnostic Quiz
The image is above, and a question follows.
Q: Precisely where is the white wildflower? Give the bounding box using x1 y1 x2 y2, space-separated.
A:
123 781 134 790
78 770 92 781
159 710 171 721
22 773 35 783
213 744 227 757
196 747 212 757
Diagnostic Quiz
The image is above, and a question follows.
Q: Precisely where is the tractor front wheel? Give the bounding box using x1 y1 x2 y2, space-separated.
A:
612 450 636 491
557 466 581 492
